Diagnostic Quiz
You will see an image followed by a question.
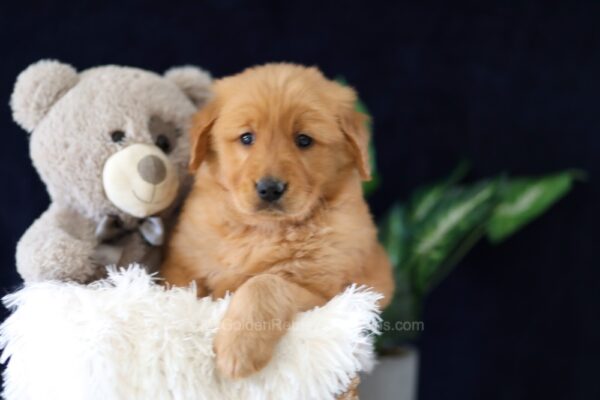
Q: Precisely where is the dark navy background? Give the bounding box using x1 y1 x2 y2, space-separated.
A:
0 1 598 399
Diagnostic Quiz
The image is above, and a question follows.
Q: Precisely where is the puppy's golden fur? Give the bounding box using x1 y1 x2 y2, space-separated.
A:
161 63 394 379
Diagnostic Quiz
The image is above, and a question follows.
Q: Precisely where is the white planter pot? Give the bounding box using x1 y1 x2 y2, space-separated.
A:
358 347 419 400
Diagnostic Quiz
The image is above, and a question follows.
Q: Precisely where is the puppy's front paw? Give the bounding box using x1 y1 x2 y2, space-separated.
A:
213 323 276 379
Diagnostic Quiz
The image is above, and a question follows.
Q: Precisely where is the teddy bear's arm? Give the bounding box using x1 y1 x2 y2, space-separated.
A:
15 204 103 283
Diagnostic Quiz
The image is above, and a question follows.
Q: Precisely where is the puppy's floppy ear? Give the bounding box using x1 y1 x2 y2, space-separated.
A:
11 60 79 132
340 109 372 181
189 101 218 172
165 66 213 108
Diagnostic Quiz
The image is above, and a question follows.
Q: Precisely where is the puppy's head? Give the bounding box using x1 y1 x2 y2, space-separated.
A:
190 63 370 221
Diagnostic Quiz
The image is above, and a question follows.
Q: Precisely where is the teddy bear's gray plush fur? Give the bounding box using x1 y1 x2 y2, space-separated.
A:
11 60 211 283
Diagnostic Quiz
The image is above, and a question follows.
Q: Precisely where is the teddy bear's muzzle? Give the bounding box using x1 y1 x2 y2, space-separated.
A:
102 143 179 218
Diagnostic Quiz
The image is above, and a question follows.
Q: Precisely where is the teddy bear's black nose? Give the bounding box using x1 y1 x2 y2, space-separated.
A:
256 177 287 202
137 155 167 185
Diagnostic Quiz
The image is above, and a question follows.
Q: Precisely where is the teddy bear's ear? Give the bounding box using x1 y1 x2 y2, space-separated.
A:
10 60 79 132
164 66 213 108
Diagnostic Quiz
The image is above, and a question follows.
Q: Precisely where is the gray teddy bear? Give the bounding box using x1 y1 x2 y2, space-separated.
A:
11 60 212 283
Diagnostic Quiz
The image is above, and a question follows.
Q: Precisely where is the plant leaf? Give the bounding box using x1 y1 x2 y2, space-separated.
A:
408 161 470 223
487 171 576 243
378 203 409 269
409 181 498 294
377 205 418 347
409 183 447 224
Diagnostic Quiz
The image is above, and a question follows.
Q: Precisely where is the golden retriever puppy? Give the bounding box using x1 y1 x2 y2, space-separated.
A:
161 63 394 379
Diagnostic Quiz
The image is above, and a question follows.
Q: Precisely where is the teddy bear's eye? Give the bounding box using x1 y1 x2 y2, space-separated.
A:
111 130 125 143
156 134 171 153
149 116 179 153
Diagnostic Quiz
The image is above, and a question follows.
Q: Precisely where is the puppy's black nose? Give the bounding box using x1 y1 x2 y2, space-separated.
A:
256 177 287 202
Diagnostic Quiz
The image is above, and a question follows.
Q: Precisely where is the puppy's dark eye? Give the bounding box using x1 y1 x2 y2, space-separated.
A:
240 132 255 146
156 134 171 153
111 130 125 143
295 133 313 149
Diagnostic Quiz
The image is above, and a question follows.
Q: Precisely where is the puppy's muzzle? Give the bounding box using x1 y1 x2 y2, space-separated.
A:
256 177 287 202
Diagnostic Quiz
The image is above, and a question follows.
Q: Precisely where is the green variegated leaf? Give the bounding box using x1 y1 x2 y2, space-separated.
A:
377 165 578 348
408 161 469 223
409 182 497 294
409 183 447 223
413 184 495 256
487 172 576 243
378 203 409 269
376 204 422 347
377 203 424 348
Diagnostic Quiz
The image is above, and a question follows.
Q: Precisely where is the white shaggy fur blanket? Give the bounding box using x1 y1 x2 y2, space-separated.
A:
0 266 381 400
